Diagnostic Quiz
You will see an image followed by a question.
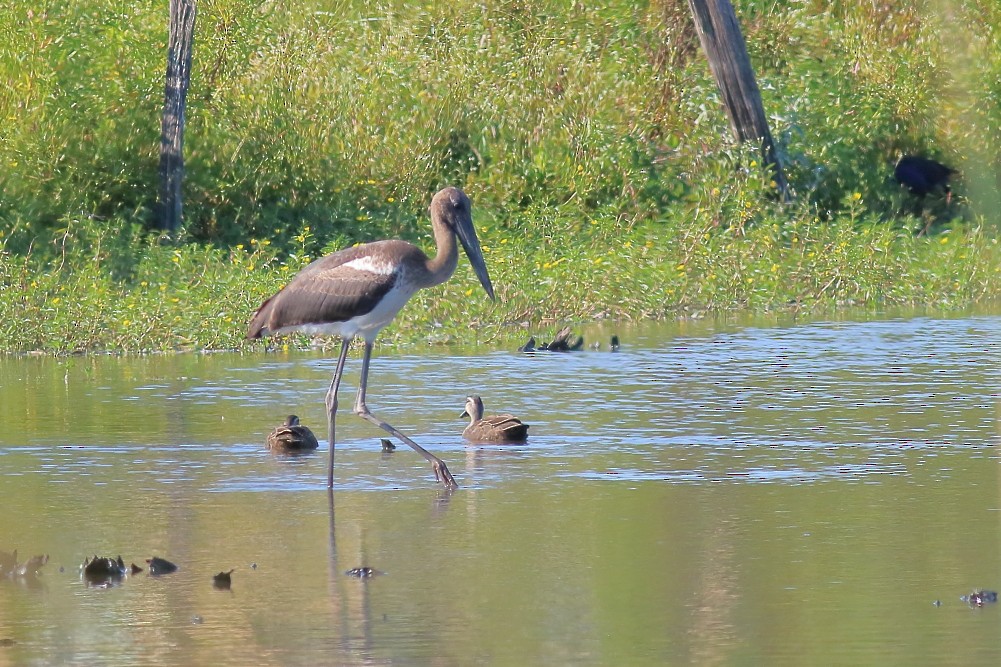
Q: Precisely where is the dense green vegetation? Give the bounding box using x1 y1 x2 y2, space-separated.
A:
1 0 1000 353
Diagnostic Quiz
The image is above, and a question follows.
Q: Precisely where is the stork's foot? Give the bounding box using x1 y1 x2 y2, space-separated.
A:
433 458 458 490
353 407 459 489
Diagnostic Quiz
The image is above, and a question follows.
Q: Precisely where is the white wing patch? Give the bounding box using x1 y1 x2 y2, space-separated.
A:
342 255 396 276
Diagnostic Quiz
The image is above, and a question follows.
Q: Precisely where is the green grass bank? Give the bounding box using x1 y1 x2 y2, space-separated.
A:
1 0 1000 353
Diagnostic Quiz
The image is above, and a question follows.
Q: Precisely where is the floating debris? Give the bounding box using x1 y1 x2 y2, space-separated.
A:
344 567 383 578
15 554 48 578
542 326 581 352
146 556 178 576
191 615 204 625
83 555 127 578
213 569 234 590
0 550 15 576
519 328 615 353
380 438 396 453
0 550 48 580
82 555 128 587
962 589 998 607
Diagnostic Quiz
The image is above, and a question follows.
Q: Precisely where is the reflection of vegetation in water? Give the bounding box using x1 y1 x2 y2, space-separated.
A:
1 1 1000 353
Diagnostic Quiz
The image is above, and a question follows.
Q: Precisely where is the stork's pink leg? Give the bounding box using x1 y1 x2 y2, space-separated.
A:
353 341 458 489
324 339 352 488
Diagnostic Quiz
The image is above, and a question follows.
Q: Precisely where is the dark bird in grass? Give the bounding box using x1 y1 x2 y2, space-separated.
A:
267 415 320 451
894 155 955 203
248 187 494 489
894 155 957 235
461 395 529 443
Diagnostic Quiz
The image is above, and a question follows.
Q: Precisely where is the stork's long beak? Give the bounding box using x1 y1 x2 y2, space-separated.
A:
455 214 495 300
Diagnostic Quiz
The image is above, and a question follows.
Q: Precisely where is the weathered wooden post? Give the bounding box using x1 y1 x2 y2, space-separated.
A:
686 0 789 200
157 0 197 234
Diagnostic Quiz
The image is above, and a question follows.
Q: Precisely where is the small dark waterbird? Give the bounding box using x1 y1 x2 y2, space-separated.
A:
517 336 537 352
894 155 955 203
267 415 320 451
461 395 529 443
248 187 494 489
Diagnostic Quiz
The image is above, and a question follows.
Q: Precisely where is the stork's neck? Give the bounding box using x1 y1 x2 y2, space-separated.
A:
424 218 459 287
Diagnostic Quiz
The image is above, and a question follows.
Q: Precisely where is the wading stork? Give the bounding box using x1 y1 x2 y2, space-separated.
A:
247 187 494 489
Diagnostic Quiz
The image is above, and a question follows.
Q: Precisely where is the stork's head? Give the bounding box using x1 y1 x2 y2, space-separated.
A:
431 187 495 300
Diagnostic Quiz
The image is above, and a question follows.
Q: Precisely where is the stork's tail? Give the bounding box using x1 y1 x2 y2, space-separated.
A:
247 296 276 339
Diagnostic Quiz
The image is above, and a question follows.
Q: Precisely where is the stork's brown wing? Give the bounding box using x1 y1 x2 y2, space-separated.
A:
248 241 408 338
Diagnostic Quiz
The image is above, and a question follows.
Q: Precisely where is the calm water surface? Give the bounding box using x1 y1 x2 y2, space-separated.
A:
1 309 999 665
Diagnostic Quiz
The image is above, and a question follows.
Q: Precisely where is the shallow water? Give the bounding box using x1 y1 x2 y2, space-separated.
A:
1 308 1000 665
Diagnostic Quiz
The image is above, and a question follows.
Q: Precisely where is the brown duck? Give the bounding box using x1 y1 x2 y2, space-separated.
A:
460 396 529 443
267 415 319 451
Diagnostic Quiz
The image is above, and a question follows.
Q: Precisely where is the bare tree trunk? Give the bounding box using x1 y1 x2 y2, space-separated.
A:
157 0 197 234
686 0 789 201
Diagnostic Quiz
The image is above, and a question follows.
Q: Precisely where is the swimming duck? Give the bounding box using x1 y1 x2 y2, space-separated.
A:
461 396 529 443
266 415 320 451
